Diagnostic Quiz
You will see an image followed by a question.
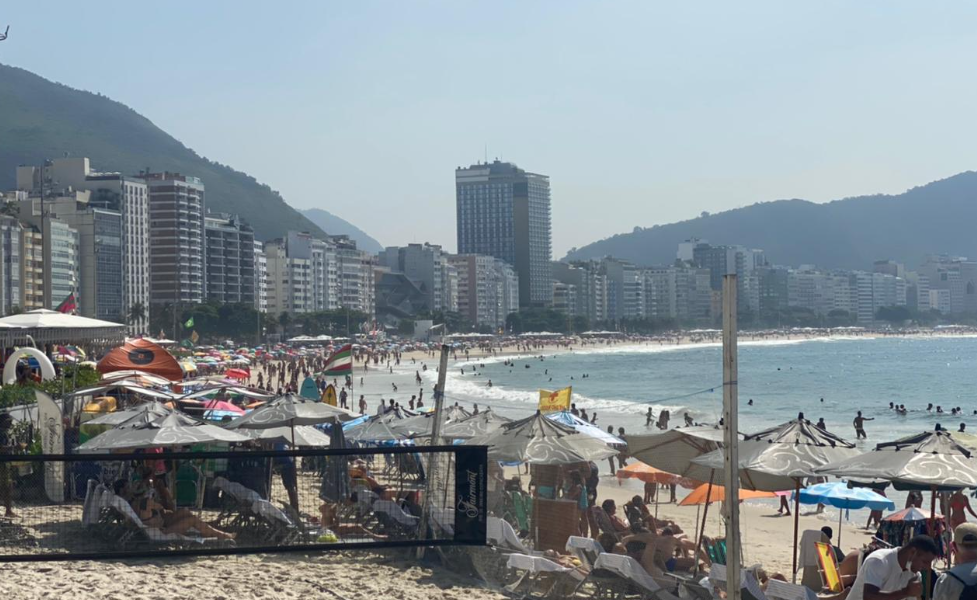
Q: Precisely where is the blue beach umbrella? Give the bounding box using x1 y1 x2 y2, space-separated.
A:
794 481 894 545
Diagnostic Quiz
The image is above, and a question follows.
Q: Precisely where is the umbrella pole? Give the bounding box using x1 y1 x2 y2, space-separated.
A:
694 472 715 576
838 507 844 548
930 486 936 537
792 479 801 584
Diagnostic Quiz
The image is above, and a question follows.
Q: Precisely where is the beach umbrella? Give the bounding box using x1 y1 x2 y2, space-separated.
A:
817 429 977 491
84 401 172 426
100 370 172 387
443 404 472 421
200 400 245 415
345 417 403 442
678 483 775 506
615 461 700 489
77 413 250 451
794 481 895 546
546 410 625 446
883 507 941 523
627 426 734 483
238 425 331 447
441 409 513 439
463 411 618 465
226 393 357 429
691 418 859 581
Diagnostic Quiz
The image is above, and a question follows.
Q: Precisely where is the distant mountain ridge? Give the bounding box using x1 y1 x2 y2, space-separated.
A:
564 171 977 270
299 208 383 253
0 63 371 245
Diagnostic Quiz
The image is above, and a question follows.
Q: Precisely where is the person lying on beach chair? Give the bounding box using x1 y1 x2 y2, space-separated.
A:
318 494 387 541
132 494 235 540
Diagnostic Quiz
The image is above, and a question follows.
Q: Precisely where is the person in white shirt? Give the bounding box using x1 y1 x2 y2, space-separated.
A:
934 523 977 600
846 535 938 600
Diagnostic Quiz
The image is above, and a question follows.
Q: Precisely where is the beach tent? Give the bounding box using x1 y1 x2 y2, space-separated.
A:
97 338 184 382
464 412 618 465
77 412 250 451
441 409 513 439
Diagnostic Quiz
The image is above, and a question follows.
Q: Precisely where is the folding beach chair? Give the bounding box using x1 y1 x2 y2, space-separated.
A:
488 516 537 554
707 564 769 600
575 553 683 600
765 579 820 600
373 500 420 539
566 535 604 570
505 553 586 599
815 542 844 593
510 491 532 534
703 539 727 565
213 476 298 544
99 491 212 549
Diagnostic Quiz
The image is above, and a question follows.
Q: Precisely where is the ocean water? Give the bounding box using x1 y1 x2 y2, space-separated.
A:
429 335 977 446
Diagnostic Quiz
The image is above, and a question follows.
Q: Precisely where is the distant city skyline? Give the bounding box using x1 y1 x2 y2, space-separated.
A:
3 3 977 256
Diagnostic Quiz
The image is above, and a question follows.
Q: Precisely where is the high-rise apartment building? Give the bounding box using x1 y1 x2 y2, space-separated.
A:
602 257 644 323
205 213 256 305
22 193 124 322
379 243 455 313
254 240 268 313
16 158 150 330
264 240 312 316
456 160 552 307
0 216 21 316
450 254 519 329
18 206 78 311
286 231 338 312
143 172 205 307
332 236 376 316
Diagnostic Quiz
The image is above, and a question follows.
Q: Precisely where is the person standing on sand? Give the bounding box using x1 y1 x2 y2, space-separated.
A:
854 411 874 440
607 426 617 475
358 395 367 414
949 490 977 530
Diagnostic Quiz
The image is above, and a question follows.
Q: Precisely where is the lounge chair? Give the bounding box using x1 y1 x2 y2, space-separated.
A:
470 517 541 587
213 476 298 544
707 564 769 600
488 516 537 554
98 491 211 549
797 530 828 590
703 538 727 565
590 505 624 541
815 541 844 593
765 579 820 600
505 553 585 599
574 553 683 600
509 491 532 534
566 535 604 570
373 500 420 539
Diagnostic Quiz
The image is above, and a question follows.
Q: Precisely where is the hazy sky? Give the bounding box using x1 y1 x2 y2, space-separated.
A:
3 2 977 256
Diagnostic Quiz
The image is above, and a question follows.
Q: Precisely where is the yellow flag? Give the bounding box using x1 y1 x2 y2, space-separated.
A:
190 330 199 344
322 383 337 406
538 387 572 413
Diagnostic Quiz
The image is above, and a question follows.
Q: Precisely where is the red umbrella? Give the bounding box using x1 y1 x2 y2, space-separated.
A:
225 368 250 380
202 399 245 415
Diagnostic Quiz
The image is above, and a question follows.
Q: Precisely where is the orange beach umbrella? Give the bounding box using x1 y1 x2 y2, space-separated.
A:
616 461 700 490
678 483 776 506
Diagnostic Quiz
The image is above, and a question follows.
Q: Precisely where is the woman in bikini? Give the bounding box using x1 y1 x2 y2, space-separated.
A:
949 489 977 530
134 495 235 540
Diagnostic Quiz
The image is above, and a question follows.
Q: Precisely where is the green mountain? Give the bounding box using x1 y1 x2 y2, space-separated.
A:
0 63 326 241
300 208 383 253
565 171 977 270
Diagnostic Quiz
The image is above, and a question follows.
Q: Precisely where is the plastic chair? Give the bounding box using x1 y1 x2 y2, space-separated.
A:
815 542 843 593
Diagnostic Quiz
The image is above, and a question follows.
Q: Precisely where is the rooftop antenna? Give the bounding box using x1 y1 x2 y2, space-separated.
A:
484 143 487 164
0 26 8 42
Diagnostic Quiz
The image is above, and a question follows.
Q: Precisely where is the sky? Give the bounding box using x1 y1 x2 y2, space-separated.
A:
3 2 977 256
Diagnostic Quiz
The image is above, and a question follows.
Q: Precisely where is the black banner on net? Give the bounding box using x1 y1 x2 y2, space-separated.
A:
452 446 487 544
0 445 487 562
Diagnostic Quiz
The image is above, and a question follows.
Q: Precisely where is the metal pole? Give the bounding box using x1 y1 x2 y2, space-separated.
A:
416 344 450 559
722 274 741 600
693 471 715 576
792 479 801 582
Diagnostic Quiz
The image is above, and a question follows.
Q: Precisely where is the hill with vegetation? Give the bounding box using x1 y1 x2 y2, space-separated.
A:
0 63 340 242
565 171 977 270
300 208 383 253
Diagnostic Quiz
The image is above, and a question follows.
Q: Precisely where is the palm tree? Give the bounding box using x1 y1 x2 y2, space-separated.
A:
127 302 146 325
278 311 291 335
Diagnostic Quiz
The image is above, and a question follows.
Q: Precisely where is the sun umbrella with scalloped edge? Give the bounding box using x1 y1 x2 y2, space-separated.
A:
616 461 700 489
678 483 776 506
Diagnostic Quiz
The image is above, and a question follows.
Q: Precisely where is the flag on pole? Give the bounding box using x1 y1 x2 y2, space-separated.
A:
322 343 353 376
538 387 572 413
184 317 195 328
55 292 77 314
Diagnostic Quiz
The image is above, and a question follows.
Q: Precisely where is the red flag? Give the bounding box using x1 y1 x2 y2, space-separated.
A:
55 292 77 314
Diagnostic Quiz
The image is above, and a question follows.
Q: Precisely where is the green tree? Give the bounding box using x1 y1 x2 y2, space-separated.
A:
876 305 912 326
127 302 146 325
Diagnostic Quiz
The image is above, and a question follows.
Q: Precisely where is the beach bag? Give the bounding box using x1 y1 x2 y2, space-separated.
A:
948 573 977 600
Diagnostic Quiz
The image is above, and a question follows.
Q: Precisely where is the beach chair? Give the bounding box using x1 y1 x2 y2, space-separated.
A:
574 552 682 600
470 517 540 587
707 564 769 600
81 480 105 527
510 491 532 534
797 530 828 591
815 541 844 593
213 476 298 544
373 500 420 539
566 535 604 570
174 462 203 508
98 491 211 549
703 539 727 565
765 579 820 600
504 553 586 599
590 505 623 541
